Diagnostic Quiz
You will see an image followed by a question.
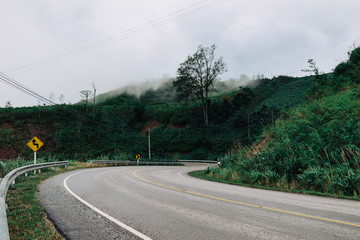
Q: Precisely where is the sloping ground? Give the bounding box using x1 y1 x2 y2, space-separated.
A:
140 120 161 135
0 122 55 159
258 76 315 109
247 135 271 156
0 147 17 159
0 73 316 161
216 89 360 196
166 123 187 130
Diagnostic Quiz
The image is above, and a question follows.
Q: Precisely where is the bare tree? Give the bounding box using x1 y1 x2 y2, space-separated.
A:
80 90 93 112
49 92 55 102
4 101 12 108
59 94 65 104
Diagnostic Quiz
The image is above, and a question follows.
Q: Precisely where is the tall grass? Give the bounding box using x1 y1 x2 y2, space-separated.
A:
209 85 360 197
0 155 59 178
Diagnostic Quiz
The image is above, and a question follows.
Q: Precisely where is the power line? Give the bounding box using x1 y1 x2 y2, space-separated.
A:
0 72 128 132
0 72 55 105
5 0 229 74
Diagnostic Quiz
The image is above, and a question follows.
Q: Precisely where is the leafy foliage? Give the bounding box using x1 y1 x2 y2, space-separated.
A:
0 67 315 162
173 44 227 125
210 46 360 197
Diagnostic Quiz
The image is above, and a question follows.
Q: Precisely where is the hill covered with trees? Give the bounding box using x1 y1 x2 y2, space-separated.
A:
205 46 360 198
0 72 315 161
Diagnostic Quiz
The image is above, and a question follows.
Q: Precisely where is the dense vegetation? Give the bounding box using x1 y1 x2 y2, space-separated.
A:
0 73 314 162
207 46 360 197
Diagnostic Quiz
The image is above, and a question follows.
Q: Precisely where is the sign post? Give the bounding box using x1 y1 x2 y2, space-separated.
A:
148 128 151 161
27 136 44 174
136 154 140 166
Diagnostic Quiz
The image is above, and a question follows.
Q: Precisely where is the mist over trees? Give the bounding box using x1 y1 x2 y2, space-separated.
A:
173 44 227 126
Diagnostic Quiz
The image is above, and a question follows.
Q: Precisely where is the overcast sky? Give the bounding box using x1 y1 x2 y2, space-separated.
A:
1 0 360 107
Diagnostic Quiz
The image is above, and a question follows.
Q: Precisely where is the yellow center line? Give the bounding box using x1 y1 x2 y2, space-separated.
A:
132 169 360 228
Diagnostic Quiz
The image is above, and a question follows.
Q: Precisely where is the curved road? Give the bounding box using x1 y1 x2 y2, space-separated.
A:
38 165 360 239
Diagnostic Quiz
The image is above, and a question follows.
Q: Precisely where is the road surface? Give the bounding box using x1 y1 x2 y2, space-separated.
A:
38 165 360 239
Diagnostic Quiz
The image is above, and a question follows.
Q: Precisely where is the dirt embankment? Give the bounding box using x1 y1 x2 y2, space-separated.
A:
247 135 271 156
140 121 161 135
140 120 187 135
0 122 54 159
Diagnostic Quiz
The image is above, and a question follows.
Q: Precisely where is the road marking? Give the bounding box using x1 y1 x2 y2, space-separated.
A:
64 170 153 240
132 169 360 228
178 170 186 177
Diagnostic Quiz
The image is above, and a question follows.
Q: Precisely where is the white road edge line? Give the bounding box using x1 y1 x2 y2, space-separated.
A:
63 170 153 240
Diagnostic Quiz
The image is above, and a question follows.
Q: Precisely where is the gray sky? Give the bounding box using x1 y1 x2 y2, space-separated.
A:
1 0 360 107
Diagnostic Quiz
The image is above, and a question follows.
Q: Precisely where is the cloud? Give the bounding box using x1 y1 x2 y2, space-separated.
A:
1 0 360 107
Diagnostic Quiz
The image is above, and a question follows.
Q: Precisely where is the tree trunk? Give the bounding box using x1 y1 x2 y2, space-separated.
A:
205 106 208 126
92 84 96 114
247 113 251 139
202 101 209 126
93 89 96 114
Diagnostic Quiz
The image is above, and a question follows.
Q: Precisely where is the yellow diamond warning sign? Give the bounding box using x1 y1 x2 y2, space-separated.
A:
27 136 44 152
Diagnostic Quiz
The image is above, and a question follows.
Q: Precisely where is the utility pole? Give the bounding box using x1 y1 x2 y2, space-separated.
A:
148 127 151 160
92 83 96 114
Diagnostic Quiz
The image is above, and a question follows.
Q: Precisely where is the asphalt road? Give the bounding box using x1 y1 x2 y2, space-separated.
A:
38 165 360 239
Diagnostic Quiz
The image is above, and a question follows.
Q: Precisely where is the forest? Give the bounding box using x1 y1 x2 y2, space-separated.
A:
0 73 314 162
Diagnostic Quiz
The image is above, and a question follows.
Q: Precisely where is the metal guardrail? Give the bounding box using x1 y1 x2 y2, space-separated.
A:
90 160 220 166
178 160 219 164
0 161 68 240
90 160 184 166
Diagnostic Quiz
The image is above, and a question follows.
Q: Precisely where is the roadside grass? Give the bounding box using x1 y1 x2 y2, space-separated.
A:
6 161 90 240
189 170 360 201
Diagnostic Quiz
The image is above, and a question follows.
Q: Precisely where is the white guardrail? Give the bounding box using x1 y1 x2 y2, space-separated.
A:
0 161 68 240
89 159 219 166
89 160 185 166
1 159 218 239
178 160 219 164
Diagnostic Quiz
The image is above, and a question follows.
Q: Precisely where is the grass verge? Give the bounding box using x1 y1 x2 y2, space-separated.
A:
188 170 360 201
6 161 91 239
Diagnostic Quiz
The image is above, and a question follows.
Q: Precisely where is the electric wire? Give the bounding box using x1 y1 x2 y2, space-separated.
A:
1 0 229 130
5 0 229 73
0 72 55 105
0 72 128 132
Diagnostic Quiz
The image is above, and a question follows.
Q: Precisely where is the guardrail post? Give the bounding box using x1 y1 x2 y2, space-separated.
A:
38 169 41 174
24 173 28 181
0 161 68 240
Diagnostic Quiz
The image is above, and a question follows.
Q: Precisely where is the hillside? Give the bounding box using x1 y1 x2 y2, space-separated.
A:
0 73 316 161
206 46 360 197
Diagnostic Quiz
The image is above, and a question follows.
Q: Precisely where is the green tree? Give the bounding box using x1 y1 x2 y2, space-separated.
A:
232 87 254 109
302 59 326 84
173 44 227 125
